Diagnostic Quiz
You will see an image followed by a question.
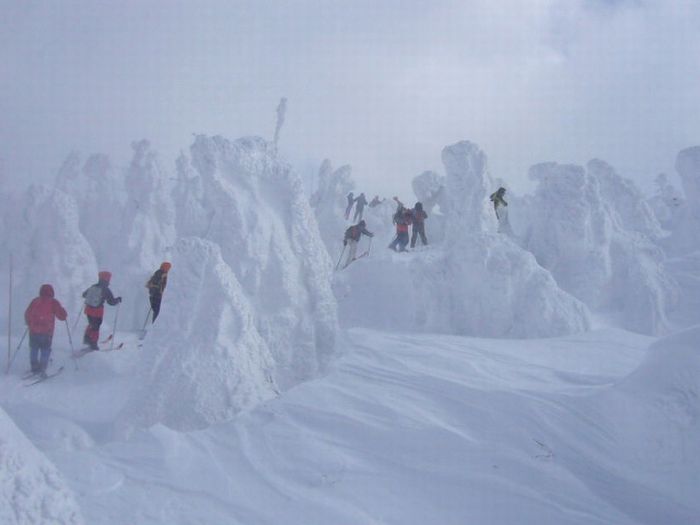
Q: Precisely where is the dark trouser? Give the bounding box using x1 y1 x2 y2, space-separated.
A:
354 205 365 221
83 315 103 350
411 223 428 247
150 295 162 322
389 232 409 252
29 333 52 373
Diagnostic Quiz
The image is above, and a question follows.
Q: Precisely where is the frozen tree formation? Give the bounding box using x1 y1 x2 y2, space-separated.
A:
0 185 97 333
0 408 84 525
648 172 684 231
522 161 678 335
670 146 700 255
120 238 277 431
181 136 336 384
338 141 590 338
117 140 177 329
309 159 355 254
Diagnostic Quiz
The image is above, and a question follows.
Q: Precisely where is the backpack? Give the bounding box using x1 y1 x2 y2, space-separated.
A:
84 284 103 308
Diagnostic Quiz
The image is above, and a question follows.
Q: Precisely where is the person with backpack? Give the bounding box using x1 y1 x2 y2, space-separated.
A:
353 192 368 221
82 271 121 351
389 197 412 252
489 187 513 235
410 201 428 248
146 262 171 322
345 192 355 220
24 284 67 377
343 219 374 268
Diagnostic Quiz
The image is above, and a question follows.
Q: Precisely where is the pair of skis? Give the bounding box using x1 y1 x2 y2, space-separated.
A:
22 366 64 387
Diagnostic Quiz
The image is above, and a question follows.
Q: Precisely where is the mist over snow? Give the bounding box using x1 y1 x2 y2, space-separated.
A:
2 1 700 523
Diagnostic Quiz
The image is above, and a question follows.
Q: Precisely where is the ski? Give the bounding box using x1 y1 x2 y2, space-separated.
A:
100 334 113 344
72 347 96 359
24 366 64 386
22 370 37 380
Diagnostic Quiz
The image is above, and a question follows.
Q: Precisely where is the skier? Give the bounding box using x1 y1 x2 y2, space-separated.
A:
345 192 355 220
410 201 428 248
82 271 121 351
343 220 374 268
369 195 384 208
353 192 368 221
24 284 67 377
146 262 171 322
389 197 412 252
489 187 513 235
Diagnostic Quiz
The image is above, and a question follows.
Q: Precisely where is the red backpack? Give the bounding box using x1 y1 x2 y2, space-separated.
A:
27 298 56 335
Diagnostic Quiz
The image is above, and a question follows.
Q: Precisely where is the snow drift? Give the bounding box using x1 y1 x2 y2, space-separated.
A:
0 407 84 525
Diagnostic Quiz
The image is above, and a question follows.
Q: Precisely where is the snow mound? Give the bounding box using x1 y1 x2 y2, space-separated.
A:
523 161 678 335
120 237 277 431
0 185 97 334
176 135 337 387
337 141 590 338
0 407 84 525
592 325 700 504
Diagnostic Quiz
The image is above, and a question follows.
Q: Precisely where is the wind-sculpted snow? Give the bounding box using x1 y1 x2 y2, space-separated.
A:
523 162 677 335
180 135 337 389
119 238 278 431
0 185 97 333
0 407 84 525
337 141 590 338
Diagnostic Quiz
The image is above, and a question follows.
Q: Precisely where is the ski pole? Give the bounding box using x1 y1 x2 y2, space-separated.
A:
141 307 152 331
367 237 373 256
64 319 78 371
72 304 82 332
110 303 120 351
335 244 346 271
7 327 28 374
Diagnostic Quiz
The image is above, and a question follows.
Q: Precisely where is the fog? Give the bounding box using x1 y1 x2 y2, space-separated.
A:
1 0 698 196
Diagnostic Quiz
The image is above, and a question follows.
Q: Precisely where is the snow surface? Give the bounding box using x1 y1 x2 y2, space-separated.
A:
0 407 83 525
2 132 699 523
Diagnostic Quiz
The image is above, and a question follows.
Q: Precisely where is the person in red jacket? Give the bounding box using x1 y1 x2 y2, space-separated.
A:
82 271 121 351
24 284 67 377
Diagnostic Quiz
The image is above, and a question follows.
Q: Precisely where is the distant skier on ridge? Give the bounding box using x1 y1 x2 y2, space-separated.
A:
82 271 121 351
489 187 513 235
343 220 374 268
345 192 355 220
146 262 171 322
24 284 67 378
353 192 368 221
410 201 428 248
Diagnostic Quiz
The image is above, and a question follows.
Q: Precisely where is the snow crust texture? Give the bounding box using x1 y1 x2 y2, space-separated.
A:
0 407 84 525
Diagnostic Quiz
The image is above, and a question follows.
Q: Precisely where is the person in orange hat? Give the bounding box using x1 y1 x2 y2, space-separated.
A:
146 262 171 322
82 271 121 351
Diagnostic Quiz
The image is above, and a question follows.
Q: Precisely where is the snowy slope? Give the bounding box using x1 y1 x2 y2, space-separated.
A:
4 326 699 524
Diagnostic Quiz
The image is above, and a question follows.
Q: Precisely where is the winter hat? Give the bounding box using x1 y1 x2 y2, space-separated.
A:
359 220 366 227
98 271 112 283
160 262 172 272
39 284 55 298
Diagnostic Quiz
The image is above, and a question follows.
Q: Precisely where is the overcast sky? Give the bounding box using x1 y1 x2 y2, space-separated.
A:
1 0 698 196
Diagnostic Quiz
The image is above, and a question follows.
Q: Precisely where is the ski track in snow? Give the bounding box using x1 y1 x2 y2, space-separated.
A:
4 326 698 524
